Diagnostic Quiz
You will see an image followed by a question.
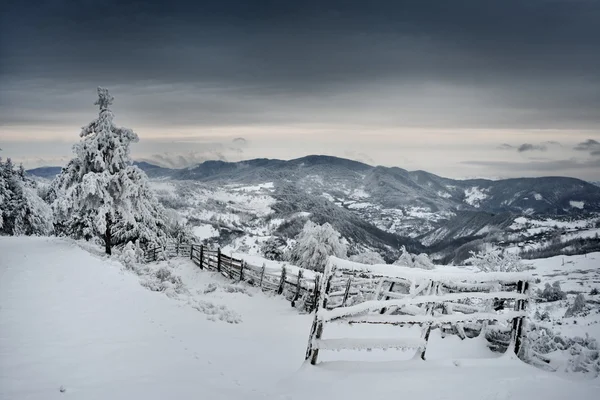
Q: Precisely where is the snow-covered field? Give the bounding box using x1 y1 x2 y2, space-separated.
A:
1 237 599 399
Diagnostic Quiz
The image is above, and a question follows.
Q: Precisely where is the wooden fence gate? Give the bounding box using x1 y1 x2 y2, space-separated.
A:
306 257 532 365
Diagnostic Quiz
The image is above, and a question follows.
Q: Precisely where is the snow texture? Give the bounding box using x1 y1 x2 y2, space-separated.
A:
1 237 599 400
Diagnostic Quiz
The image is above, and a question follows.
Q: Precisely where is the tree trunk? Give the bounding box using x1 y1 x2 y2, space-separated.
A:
104 213 112 255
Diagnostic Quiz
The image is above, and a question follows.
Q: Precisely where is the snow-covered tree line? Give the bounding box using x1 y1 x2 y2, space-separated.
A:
0 157 53 236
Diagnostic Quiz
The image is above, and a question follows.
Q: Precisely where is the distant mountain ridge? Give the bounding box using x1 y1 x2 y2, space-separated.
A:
28 155 600 215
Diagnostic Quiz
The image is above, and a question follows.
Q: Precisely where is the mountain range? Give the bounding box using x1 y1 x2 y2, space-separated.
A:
28 155 600 262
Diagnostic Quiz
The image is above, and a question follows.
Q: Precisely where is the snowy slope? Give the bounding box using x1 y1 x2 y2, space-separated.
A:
1 237 599 399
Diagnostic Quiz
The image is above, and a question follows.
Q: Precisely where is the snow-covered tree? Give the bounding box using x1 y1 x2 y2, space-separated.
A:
413 253 435 270
350 250 385 265
564 294 587 318
119 241 137 269
261 236 286 261
465 247 528 272
287 221 347 272
51 87 169 254
537 281 567 302
392 246 435 269
0 157 53 236
393 246 414 267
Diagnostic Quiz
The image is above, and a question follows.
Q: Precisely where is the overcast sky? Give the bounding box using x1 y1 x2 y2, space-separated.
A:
1 0 599 180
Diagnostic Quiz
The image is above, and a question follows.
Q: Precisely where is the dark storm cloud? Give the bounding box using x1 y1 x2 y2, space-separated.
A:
518 143 547 153
574 139 600 156
499 142 560 152
1 0 600 130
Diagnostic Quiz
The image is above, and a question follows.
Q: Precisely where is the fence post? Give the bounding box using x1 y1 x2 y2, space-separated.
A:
310 275 320 313
512 280 529 356
259 264 266 289
417 281 438 361
341 276 353 307
199 245 204 269
176 241 180 257
239 261 245 282
190 244 194 260
306 263 335 365
380 281 396 314
278 266 287 295
292 270 303 307
217 248 222 273
153 247 157 262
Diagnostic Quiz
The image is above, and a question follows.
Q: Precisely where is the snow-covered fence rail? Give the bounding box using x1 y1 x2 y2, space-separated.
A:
305 257 532 365
145 242 321 310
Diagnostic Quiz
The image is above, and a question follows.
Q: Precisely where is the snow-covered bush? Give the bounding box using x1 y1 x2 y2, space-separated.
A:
537 281 567 302
350 250 385 265
465 247 528 272
413 253 435 270
119 241 137 269
261 236 286 261
140 266 185 297
0 157 53 236
590 288 599 296
392 246 434 269
524 324 600 376
50 88 169 254
564 293 588 318
286 221 347 272
393 246 414 267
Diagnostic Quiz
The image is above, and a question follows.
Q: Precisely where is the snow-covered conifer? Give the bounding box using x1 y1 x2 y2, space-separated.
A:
412 253 435 270
51 87 168 254
261 236 286 261
393 246 414 267
287 221 347 272
0 158 53 236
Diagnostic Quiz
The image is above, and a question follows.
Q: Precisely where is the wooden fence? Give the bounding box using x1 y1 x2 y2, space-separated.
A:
145 242 320 311
305 257 532 365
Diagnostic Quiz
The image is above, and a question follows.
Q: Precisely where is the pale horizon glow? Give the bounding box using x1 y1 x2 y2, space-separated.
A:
1 1 599 180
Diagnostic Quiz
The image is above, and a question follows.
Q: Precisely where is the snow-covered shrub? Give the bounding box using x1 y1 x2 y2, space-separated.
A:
524 324 600 376
465 247 528 272
413 253 435 270
564 294 588 318
590 288 599 296
350 250 385 265
50 88 169 254
0 158 53 236
537 281 567 302
286 221 347 272
189 299 242 324
393 246 414 267
392 246 434 269
140 266 185 297
261 236 285 261
119 241 137 269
